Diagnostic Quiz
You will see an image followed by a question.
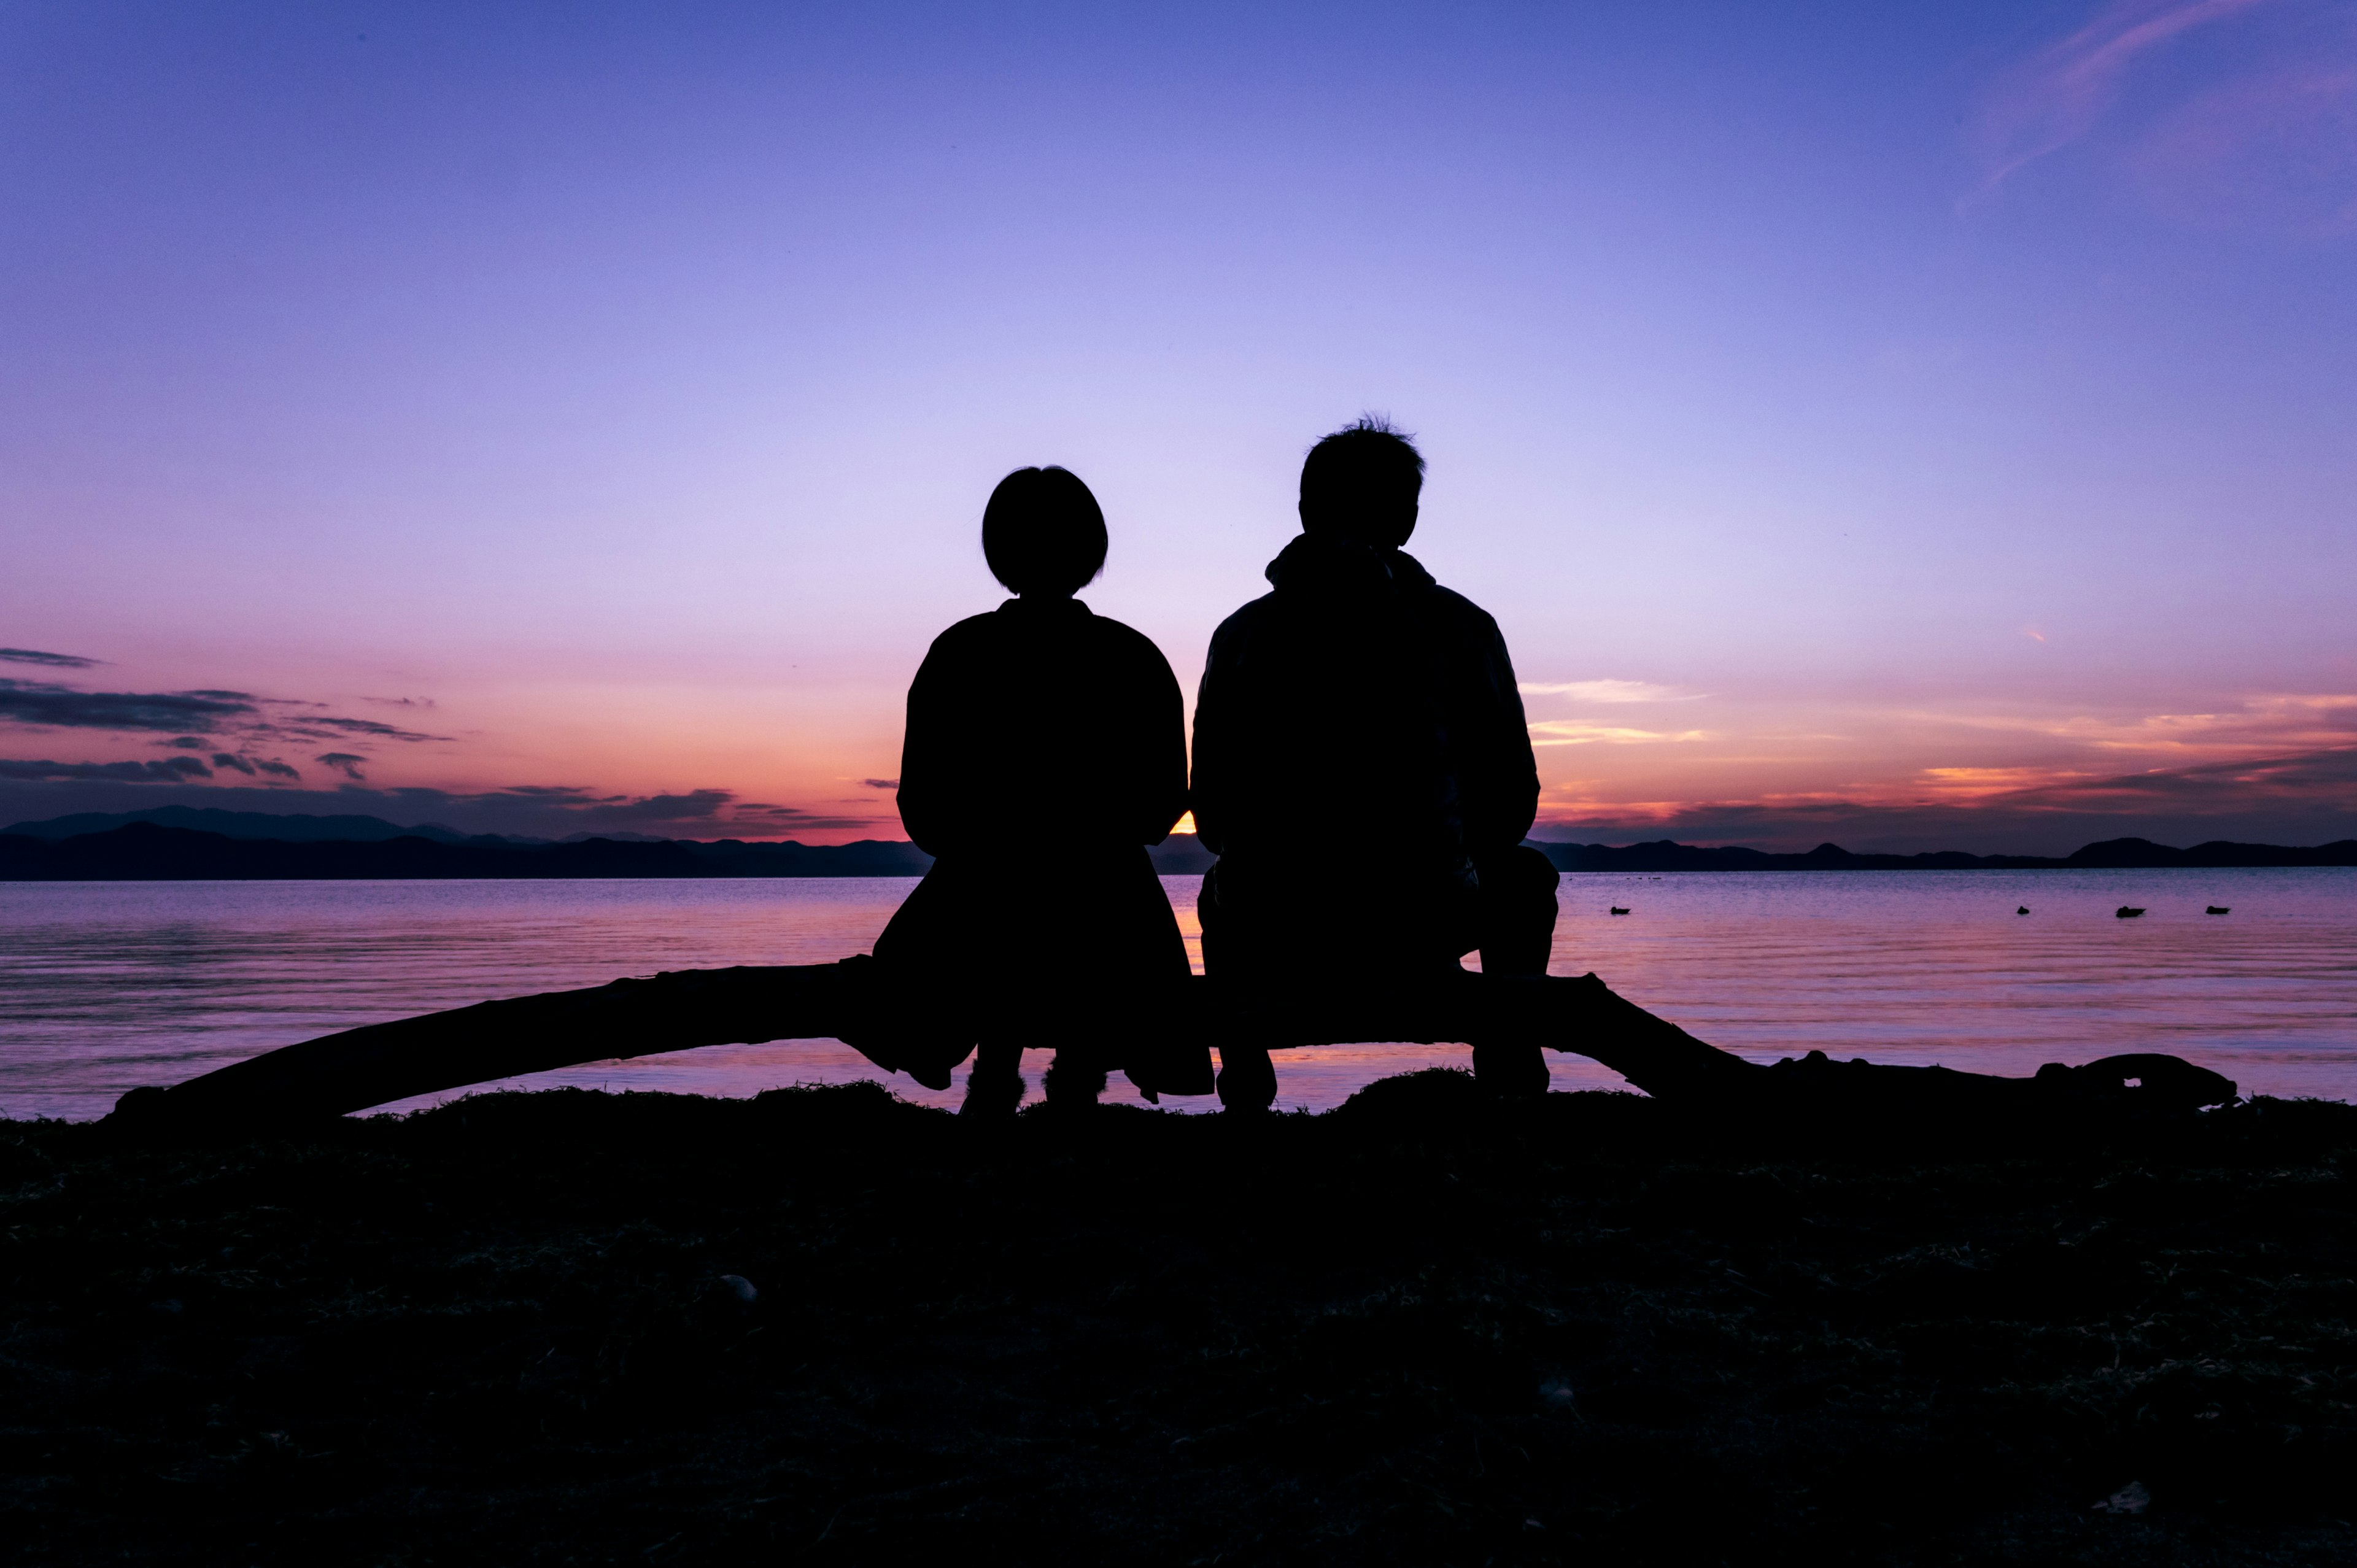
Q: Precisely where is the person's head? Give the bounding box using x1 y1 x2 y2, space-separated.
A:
1298 416 1425 548
981 465 1108 598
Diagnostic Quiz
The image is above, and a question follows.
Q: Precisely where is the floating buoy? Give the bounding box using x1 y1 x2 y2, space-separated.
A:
2206 906 2231 915
2116 906 2145 919
1609 906 1630 916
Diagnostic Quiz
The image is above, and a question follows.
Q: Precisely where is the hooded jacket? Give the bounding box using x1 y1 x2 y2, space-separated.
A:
1189 533 1539 957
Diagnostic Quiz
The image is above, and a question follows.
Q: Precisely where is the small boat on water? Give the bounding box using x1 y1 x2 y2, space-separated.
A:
2116 906 2146 919
2207 906 2231 915
1609 906 1631 916
2016 906 2029 915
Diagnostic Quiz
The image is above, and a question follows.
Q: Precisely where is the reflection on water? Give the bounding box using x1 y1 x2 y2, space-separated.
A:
1 869 2351 1120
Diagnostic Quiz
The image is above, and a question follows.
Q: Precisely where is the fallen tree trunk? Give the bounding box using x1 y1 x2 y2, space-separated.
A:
109 962 869 1128
101 956 2235 1128
103 959 1741 1125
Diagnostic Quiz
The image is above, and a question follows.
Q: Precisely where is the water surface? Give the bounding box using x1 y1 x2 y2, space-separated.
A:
1 868 2350 1119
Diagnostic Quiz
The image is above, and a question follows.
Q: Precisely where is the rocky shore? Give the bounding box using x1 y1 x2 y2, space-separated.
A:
6 1076 2355 1564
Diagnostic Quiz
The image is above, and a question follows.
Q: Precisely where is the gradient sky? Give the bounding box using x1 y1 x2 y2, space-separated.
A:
3 1 2353 851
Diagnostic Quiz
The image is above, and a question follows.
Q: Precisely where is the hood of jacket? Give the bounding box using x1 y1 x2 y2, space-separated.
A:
1263 533 1437 599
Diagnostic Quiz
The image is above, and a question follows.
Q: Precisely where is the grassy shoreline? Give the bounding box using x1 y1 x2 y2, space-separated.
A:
7 1075 2355 1564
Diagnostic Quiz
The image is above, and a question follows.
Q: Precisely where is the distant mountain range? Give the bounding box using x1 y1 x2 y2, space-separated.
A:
1527 837 2357 871
0 821 935 879
0 808 1222 879
0 808 2348 881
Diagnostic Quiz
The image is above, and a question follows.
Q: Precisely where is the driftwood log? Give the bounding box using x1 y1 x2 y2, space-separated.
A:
103 956 2236 1128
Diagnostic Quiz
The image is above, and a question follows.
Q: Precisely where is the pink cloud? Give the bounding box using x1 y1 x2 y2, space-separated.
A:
1533 742 2357 854
1970 0 2276 196
2132 63 2357 231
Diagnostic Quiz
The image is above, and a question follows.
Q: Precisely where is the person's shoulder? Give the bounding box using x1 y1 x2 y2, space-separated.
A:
1210 590 1280 642
916 611 1010 670
1422 582 1504 635
1082 611 1181 670
1080 609 1160 649
927 609 1007 647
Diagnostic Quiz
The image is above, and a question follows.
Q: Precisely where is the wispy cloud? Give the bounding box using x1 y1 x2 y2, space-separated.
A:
1964 741 2357 822
0 663 884 839
0 664 447 787
1971 0 2272 196
1916 765 2094 798
2131 57 2357 231
2025 740 2357 816
1528 719 1709 747
296 714 446 743
382 784 886 837
719 800 883 831
1525 685 2357 851
0 648 103 669
573 789 734 825
1535 740 2357 852
1519 679 1703 703
1968 0 2357 230
206 752 301 780
0 770 896 840
0 679 258 733
1921 692 2357 756
0 756 214 783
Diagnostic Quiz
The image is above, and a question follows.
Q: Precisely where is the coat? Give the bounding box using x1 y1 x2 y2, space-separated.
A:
1188 533 1539 976
873 595 1210 1093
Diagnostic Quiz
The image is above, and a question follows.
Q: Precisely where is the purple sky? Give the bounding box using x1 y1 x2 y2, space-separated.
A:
4 1 2353 850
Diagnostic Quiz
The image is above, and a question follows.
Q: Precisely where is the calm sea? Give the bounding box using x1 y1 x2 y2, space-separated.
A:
2 869 2352 1121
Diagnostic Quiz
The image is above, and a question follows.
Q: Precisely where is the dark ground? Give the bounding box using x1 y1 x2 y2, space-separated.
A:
6 1074 2355 1565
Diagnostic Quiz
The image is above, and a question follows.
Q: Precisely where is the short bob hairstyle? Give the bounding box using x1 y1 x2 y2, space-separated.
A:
981 466 1109 597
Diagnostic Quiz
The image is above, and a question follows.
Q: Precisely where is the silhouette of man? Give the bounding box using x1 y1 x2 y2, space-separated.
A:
1190 419 1559 1110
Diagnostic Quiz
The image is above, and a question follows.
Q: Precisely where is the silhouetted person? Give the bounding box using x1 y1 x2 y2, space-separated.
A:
873 465 1212 1112
1190 419 1559 1110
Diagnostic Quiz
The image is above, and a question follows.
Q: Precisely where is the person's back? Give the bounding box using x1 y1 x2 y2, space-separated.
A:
873 465 1210 1110
1190 419 1558 1106
898 598 1184 868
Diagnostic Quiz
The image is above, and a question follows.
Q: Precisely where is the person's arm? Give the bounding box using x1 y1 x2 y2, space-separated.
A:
1131 636 1190 846
1187 617 1242 856
1458 614 1541 857
892 635 966 857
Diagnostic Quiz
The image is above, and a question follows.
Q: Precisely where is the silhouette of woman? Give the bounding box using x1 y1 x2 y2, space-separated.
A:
873 466 1212 1113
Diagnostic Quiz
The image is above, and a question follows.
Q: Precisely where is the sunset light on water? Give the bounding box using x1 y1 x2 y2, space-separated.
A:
6 869 2351 1121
